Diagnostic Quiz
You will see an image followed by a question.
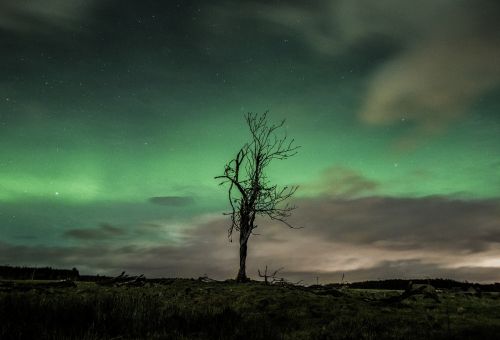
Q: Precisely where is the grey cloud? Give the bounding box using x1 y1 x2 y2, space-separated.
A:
291 196 500 253
1 214 238 277
3 238 499 283
149 196 194 207
300 166 378 198
0 218 236 278
284 260 500 284
64 223 127 240
3 196 500 282
0 0 102 33
359 31 500 132
209 0 500 132
0 241 120 274
1 199 193 241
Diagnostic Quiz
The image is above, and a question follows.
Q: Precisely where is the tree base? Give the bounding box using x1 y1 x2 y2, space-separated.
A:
236 272 250 283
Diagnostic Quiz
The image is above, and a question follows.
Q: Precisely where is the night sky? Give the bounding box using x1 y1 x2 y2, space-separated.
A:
1 0 499 283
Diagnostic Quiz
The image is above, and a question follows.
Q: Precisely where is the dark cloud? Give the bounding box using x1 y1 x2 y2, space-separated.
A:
300 166 378 198
149 196 194 207
0 218 236 278
209 0 500 132
0 241 161 276
0 199 198 245
0 0 102 33
3 195 500 282
291 196 500 253
64 223 127 240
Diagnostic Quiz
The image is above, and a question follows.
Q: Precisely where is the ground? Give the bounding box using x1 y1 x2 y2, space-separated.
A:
1 279 500 339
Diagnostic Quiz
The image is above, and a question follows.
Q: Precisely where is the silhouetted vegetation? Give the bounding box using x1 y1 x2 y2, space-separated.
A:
0 265 79 281
337 279 500 292
1 278 500 339
216 112 300 282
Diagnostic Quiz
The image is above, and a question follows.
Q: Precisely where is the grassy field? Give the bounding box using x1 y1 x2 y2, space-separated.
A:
1 279 500 339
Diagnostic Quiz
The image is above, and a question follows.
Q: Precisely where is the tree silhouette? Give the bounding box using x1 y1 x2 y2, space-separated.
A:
215 111 300 282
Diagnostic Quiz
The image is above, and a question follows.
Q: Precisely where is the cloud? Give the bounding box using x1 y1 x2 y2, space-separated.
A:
3 195 500 282
148 196 194 207
300 166 378 198
0 215 236 278
0 0 102 33
290 196 500 253
283 260 500 284
64 223 127 240
359 31 500 132
208 0 500 132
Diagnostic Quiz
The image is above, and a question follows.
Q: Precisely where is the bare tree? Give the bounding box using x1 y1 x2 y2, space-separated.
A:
215 111 300 282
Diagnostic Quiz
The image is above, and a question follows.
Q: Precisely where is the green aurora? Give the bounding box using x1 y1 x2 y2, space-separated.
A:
1 0 499 282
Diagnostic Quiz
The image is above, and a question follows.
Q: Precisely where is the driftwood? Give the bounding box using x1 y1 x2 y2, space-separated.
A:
149 278 176 285
96 272 146 287
258 266 284 285
257 266 305 288
197 275 219 283
310 287 345 297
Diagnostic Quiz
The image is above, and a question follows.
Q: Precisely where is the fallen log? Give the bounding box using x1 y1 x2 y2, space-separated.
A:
96 272 146 287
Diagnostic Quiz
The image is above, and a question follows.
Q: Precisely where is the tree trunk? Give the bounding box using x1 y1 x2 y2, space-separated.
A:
236 233 249 282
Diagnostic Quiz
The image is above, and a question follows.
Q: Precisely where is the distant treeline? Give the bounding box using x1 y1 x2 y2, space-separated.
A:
333 278 500 292
2 265 499 292
0 265 79 280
